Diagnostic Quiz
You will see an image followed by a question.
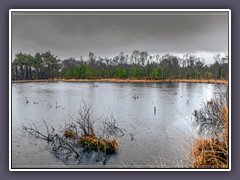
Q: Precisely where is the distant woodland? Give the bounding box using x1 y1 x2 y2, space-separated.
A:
12 50 229 80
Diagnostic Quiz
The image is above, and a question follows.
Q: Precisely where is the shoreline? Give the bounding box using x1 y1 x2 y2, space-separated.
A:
12 78 228 84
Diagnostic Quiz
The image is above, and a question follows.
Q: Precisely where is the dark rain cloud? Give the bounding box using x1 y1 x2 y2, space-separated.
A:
11 11 229 61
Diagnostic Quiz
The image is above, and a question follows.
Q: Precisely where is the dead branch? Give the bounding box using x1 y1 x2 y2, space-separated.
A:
23 125 50 141
52 134 80 158
104 116 124 137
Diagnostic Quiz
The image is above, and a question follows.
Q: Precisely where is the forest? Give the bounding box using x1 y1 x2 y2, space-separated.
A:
11 50 229 81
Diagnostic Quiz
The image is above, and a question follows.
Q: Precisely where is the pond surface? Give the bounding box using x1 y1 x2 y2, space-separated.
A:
11 82 226 168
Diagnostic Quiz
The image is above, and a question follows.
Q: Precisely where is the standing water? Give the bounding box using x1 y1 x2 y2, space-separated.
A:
11 82 226 168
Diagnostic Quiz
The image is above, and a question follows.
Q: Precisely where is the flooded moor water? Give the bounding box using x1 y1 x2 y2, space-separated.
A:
11 82 226 168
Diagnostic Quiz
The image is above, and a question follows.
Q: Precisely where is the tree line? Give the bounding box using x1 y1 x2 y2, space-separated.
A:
12 50 229 80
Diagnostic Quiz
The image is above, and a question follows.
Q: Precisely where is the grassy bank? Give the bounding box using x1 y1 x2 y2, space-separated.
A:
12 79 59 83
12 78 228 84
191 101 228 168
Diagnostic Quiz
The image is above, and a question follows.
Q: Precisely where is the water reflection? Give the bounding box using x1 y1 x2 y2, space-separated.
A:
12 82 226 168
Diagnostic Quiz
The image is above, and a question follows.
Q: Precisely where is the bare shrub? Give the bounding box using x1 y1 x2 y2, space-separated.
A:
193 92 228 138
76 103 95 136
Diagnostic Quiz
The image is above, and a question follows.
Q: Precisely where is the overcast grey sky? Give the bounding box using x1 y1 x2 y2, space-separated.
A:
11 11 229 63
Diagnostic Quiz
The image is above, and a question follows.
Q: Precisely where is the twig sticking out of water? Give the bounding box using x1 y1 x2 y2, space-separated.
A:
56 102 61 109
47 103 52 109
132 95 139 100
25 97 29 103
129 133 134 141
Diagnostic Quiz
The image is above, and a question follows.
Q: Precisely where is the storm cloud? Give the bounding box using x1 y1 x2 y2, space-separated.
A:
11 11 229 62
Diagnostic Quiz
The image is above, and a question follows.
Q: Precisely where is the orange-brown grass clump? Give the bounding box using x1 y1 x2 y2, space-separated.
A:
63 129 77 138
191 138 228 168
78 135 119 155
191 104 228 168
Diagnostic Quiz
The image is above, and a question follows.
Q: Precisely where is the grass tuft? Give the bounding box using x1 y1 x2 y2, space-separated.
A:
63 129 77 138
191 138 228 168
78 135 119 155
